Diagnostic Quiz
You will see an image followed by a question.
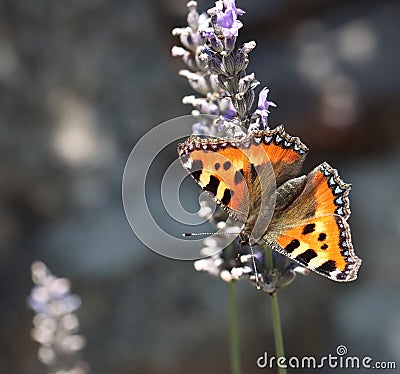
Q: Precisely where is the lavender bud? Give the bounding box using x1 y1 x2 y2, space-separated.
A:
199 45 213 60
234 51 249 73
184 54 199 71
182 95 196 106
209 56 226 75
245 90 255 111
218 75 231 91
180 32 196 52
198 47 211 67
250 79 260 90
224 35 236 52
209 36 224 53
187 1 198 11
238 73 255 93
196 57 208 71
210 14 223 36
239 41 256 54
209 74 220 92
238 80 250 95
179 70 209 96
223 54 235 75
187 2 200 31
207 4 220 17
171 27 186 36
193 32 207 46
235 96 247 118
171 45 188 57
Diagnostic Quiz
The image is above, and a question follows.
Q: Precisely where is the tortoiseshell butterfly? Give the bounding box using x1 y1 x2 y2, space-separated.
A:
178 126 361 281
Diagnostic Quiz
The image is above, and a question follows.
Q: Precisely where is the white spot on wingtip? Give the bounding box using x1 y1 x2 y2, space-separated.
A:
182 157 193 169
329 269 341 278
334 186 343 194
336 196 343 205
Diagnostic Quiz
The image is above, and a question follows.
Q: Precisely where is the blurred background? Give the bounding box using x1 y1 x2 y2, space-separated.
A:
1 0 399 373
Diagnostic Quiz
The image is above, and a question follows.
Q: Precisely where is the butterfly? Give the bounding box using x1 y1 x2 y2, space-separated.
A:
178 125 362 282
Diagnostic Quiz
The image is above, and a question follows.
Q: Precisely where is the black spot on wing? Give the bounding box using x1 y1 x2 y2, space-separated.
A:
234 169 244 185
191 159 203 181
316 260 336 275
302 223 316 235
318 233 327 241
215 162 220 170
284 239 300 253
223 161 231 170
296 248 317 265
221 189 234 205
204 175 220 196
320 244 328 250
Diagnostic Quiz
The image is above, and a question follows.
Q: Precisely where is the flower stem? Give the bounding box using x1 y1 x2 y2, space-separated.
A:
269 291 286 373
265 247 286 374
228 282 241 374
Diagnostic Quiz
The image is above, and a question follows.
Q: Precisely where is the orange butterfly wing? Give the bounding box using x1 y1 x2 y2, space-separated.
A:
264 162 361 281
177 126 308 223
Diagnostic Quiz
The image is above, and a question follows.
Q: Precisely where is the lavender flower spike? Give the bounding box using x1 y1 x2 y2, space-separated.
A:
257 87 277 126
27 261 89 373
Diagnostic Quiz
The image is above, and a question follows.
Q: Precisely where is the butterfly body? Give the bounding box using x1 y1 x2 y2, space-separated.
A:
178 126 362 282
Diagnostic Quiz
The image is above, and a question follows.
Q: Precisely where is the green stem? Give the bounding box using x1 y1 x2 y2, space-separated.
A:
264 245 274 270
269 291 286 373
228 282 241 374
265 247 286 374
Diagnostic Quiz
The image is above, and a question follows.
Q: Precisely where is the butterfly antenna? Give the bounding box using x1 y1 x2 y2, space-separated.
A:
182 232 239 237
249 242 261 290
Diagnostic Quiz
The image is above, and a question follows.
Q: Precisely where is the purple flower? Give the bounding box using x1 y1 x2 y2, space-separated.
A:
216 0 245 37
221 99 237 121
202 28 216 39
217 10 243 37
257 87 277 126
224 0 245 16
202 28 224 52
221 108 236 121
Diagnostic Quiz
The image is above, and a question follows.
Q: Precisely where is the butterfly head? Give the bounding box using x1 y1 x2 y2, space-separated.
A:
238 231 249 245
239 227 264 247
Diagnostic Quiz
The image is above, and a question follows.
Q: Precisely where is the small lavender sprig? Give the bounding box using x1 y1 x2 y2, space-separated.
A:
27 261 89 374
